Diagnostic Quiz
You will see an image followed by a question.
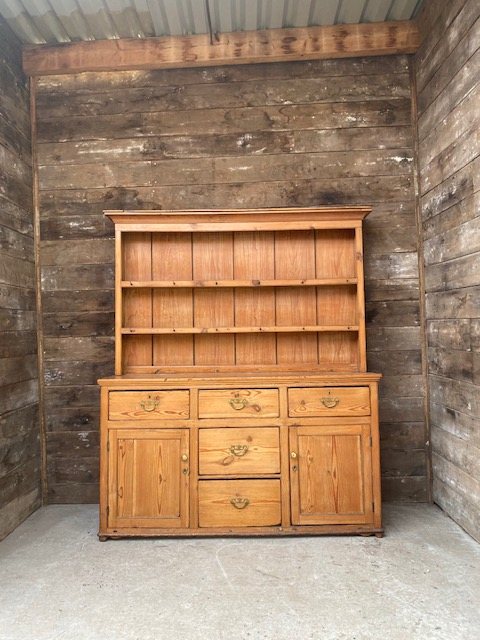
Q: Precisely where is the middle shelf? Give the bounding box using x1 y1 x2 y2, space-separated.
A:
121 278 358 288
121 325 360 334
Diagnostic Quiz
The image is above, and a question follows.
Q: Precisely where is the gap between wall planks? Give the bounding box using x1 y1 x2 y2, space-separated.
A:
30 76 48 504
409 60 433 504
22 21 420 77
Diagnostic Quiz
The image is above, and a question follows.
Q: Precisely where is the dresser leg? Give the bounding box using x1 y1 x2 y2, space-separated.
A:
98 535 109 542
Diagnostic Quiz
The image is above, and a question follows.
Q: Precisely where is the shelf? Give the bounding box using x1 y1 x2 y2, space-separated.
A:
121 278 357 288
121 326 359 335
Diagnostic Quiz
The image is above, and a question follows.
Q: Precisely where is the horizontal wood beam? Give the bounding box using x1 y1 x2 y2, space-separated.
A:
23 20 420 77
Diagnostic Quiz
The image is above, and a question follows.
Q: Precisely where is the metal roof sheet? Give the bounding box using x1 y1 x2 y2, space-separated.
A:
0 0 424 45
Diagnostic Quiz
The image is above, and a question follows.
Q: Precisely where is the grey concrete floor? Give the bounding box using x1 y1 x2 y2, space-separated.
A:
0 504 479 640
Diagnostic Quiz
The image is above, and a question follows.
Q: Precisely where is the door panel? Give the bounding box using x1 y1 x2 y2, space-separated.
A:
108 429 189 528
290 425 373 525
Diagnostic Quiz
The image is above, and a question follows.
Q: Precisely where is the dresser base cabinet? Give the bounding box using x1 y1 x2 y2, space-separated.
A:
98 373 382 539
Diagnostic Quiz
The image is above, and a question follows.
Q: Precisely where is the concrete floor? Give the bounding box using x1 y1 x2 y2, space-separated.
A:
0 505 479 640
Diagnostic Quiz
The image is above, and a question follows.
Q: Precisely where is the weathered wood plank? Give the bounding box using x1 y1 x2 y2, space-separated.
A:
36 56 410 95
433 477 480 542
421 157 479 221
43 336 114 361
43 312 114 337
0 331 37 358
42 289 113 313
432 453 480 515
425 251 480 292
46 407 99 433
44 385 99 411
36 99 412 143
366 300 420 326
417 19 480 115
416 0 480 93
37 126 413 166
425 286 480 320
424 218 480 265
422 192 480 241
23 21 420 76
427 319 472 349
0 404 38 440
381 422 426 449
367 327 421 351
382 477 428 502
365 279 420 302
430 401 480 449
0 379 39 416
367 350 422 375
35 74 411 119
41 264 114 292
44 361 113 386
428 346 474 382
429 375 480 419
47 482 99 503
38 176 414 216
432 425 480 478
0 430 39 479
41 239 114 266
0 355 37 387
379 396 424 423
38 149 414 191
380 449 427 477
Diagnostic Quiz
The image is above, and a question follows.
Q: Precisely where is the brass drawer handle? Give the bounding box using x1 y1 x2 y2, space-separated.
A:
230 497 250 510
321 396 340 408
229 397 248 410
230 444 249 457
140 395 160 412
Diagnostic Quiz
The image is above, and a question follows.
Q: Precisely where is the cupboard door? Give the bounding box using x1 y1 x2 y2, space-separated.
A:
289 425 373 525
108 429 189 529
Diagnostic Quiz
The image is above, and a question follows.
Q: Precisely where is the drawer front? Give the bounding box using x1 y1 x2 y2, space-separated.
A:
198 479 281 528
109 391 189 420
288 387 370 417
198 389 279 419
199 427 280 476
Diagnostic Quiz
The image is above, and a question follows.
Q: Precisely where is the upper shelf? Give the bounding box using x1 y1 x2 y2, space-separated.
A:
121 278 358 288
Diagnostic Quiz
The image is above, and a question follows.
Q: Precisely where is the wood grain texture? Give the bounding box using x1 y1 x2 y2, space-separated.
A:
0 17 40 540
35 55 424 503
415 0 480 540
23 21 420 77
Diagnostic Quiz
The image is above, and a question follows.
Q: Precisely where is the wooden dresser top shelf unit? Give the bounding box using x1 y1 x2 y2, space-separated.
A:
98 206 382 539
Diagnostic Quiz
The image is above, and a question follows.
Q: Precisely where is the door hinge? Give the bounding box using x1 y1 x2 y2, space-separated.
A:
372 501 375 513
107 440 110 452
106 505 109 516
369 436 373 447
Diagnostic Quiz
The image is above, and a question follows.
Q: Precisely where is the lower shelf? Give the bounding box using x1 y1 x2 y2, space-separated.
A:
99 524 384 540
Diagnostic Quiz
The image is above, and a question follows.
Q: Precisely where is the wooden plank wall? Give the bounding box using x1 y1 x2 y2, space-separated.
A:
35 55 428 503
415 0 480 541
0 17 41 539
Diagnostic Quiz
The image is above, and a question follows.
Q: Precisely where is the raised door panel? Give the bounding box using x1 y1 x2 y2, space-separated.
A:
289 425 373 525
108 429 189 529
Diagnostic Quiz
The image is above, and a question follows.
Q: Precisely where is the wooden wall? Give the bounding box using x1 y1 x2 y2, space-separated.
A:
0 17 41 539
34 55 428 504
415 0 480 541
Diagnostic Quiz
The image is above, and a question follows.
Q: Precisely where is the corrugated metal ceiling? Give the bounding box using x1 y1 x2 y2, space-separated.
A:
0 0 424 45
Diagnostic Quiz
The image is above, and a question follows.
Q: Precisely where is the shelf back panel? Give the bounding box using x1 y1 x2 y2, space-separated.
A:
117 219 364 372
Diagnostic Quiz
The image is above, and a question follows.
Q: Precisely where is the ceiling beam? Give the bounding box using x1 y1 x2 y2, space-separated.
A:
23 20 420 77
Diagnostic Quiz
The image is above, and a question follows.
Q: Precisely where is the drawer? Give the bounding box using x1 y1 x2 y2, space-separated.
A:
198 479 281 528
288 387 370 417
198 389 279 419
199 427 280 476
108 390 189 420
